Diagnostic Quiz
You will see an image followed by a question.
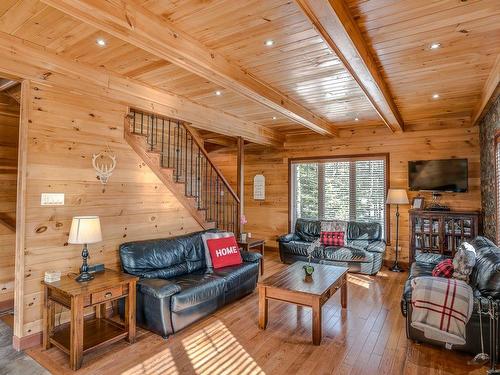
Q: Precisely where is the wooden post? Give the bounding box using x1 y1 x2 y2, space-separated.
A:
237 136 244 235
13 80 30 349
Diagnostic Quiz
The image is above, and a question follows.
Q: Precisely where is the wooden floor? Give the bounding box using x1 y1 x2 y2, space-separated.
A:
25 252 486 375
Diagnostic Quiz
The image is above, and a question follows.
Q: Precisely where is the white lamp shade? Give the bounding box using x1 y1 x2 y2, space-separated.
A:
68 216 102 244
386 189 409 205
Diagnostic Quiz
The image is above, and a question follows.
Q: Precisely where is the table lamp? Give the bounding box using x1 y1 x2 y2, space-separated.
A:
386 189 409 272
68 216 102 282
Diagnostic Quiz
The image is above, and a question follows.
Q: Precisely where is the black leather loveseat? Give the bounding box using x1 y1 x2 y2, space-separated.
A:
401 236 500 355
119 229 261 338
278 218 386 275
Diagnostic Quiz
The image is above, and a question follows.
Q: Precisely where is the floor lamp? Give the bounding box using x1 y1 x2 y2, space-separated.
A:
386 189 409 272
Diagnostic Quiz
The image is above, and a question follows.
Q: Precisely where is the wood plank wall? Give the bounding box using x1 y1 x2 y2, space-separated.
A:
20 84 201 337
209 126 481 263
0 92 19 308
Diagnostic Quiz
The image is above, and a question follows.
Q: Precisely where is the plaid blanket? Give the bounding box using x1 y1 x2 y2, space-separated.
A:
411 276 473 346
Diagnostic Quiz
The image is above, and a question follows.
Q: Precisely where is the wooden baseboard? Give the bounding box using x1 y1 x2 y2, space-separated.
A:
12 332 42 351
0 299 14 312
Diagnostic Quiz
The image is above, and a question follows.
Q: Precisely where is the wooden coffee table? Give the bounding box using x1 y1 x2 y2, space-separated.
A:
258 261 348 345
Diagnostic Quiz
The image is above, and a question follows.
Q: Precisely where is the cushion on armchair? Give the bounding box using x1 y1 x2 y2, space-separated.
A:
295 219 321 242
469 237 500 298
320 231 345 246
432 259 454 278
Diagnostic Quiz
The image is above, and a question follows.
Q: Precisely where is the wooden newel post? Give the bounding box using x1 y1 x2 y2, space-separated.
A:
237 136 244 236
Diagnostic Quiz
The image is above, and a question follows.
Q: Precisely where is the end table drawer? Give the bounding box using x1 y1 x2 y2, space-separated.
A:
91 286 123 304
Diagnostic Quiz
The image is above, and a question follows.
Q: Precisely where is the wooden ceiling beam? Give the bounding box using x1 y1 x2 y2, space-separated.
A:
0 32 282 147
41 0 338 137
204 136 237 148
472 55 500 125
295 0 404 132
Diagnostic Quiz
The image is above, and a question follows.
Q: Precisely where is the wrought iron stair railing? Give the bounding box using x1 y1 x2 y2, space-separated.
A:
127 109 240 233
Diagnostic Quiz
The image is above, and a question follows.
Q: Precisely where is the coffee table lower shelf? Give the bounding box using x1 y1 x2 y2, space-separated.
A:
50 318 128 355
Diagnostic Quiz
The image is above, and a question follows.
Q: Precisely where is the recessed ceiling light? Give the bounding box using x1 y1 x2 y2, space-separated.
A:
432 93 440 99
354 117 359 121
96 38 107 47
264 39 275 46
272 116 277 120
430 42 441 50
215 90 222 96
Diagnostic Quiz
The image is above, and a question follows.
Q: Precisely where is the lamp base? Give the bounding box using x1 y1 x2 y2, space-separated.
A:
390 262 404 273
75 271 95 282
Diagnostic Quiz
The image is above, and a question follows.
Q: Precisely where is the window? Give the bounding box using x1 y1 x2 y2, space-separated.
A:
290 155 388 239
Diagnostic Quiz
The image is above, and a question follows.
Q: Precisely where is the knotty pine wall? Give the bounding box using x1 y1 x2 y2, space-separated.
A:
0 92 19 308
209 126 481 263
20 84 201 337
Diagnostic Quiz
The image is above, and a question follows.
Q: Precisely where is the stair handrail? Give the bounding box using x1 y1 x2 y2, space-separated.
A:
183 125 240 205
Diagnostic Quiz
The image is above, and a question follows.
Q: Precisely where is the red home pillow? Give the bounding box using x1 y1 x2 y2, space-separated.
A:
206 235 242 269
320 231 345 247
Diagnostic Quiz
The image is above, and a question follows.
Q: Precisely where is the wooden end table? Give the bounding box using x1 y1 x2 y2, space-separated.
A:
258 261 348 345
42 269 138 370
237 238 265 275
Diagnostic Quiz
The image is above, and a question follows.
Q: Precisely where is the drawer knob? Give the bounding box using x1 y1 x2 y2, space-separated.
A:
105 292 112 298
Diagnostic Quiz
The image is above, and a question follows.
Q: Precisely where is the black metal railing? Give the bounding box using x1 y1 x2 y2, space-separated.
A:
128 109 240 233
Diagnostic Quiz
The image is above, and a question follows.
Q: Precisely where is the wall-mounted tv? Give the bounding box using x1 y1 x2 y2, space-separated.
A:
408 159 468 192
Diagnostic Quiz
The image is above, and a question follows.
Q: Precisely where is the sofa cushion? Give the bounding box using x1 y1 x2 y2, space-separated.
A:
139 278 182 299
320 231 345 247
432 259 454 278
202 231 234 268
469 236 500 298
213 262 258 291
346 221 381 242
323 246 371 263
206 235 242 269
295 219 321 242
403 261 436 300
170 271 226 313
414 251 448 265
280 240 323 258
119 229 217 277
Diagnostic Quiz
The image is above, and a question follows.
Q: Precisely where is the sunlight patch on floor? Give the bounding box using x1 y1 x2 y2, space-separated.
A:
182 319 265 375
121 346 179 375
347 274 372 289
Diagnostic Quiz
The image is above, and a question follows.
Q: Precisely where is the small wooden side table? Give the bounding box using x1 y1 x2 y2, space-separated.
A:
237 238 265 275
42 269 138 370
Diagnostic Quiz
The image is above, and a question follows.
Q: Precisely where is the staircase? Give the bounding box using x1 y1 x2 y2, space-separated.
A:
124 109 240 233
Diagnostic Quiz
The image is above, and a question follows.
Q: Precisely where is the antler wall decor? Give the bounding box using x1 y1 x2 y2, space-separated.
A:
92 147 116 185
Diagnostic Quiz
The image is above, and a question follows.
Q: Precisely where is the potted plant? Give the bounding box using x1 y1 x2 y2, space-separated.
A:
304 239 319 277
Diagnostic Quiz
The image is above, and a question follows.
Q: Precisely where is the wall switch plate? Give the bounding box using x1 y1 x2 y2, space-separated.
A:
41 193 65 206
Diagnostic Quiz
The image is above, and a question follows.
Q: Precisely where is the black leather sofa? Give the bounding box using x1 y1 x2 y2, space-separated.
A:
278 218 386 275
119 229 261 338
401 236 500 355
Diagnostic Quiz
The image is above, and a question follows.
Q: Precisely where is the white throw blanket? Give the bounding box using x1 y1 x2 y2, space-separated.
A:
411 276 474 346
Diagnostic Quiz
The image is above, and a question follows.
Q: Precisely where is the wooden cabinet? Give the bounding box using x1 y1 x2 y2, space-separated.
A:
409 209 480 264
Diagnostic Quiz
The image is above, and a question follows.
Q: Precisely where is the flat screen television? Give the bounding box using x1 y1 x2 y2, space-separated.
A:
408 159 468 192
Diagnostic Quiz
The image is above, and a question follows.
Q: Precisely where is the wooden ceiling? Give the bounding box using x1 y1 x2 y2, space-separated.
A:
0 0 499 143
347 0 500 131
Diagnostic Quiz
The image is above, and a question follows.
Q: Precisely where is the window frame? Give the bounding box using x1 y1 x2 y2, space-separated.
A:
288 153 391 244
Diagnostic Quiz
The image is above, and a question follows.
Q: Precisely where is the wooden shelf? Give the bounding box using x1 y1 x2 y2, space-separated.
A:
50 318 128 355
